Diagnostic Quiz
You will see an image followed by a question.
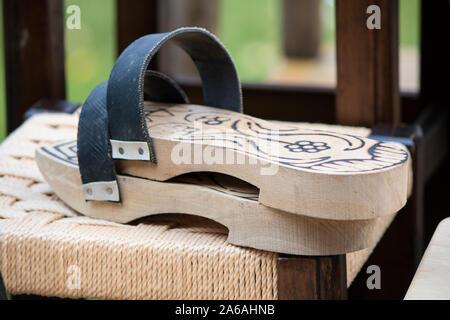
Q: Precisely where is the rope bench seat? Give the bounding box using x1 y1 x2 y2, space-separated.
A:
0 112 390 299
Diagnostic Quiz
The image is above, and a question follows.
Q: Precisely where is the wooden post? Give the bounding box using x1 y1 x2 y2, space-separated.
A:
2 0 66 132
278 255 347 300
116 0 218 79
157 0 219 79
336 0 400 128
116 0 159 55
282 0 321 58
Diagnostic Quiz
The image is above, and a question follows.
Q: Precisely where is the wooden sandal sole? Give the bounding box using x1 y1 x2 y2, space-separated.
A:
113 102 410 221
36 139 396 255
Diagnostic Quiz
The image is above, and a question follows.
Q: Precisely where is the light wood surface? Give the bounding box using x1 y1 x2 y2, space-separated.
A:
36 140 395 256
116 102 409 220
405 218 450 300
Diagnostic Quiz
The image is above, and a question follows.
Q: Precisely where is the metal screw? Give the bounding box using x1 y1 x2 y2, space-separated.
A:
86 188 92 195
106 187 113 195
119 147 124 155
138 147 144 155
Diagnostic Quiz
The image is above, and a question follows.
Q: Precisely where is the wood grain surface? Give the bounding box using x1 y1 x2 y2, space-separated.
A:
115 102 410 220
36 140 396 256
405 218 450 300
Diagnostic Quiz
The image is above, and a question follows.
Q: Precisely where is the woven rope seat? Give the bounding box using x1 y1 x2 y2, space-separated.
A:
0 111 384 299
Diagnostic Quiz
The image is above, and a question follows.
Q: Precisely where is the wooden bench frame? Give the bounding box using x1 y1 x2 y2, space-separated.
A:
2 0 448 299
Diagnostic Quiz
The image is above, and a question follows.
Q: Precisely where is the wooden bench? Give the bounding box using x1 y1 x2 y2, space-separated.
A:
405 218 450 300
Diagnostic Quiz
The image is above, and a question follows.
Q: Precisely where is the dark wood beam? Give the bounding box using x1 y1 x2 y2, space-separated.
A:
278 254 347 300
177 78 418 124
3 0 66 132
178 80 336 123
336 0 400 128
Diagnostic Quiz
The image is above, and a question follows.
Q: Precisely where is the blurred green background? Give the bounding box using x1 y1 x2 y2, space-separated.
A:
0 0 420 142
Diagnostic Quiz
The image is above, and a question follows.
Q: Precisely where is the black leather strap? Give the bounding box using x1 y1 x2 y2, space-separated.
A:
107 27 242 163
77 81 113 185
77 72 189 202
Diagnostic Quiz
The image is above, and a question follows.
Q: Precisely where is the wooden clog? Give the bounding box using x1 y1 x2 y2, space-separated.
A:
36 139 396 255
